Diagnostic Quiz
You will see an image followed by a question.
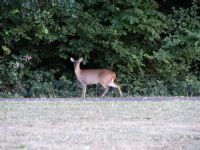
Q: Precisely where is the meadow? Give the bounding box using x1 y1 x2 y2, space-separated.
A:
1 98 200 150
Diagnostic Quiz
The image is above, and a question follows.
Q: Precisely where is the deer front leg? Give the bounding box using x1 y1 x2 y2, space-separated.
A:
82 84 87 98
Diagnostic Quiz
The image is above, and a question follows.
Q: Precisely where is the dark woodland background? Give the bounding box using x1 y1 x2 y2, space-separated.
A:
1 0 200 97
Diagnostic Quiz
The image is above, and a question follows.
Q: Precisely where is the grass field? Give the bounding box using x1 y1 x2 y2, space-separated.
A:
1 98 200 150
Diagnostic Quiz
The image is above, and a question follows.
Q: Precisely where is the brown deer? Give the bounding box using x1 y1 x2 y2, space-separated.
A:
70 57 122 98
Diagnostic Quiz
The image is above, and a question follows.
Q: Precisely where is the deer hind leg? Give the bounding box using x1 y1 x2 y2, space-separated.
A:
101 87 109 97
108 80 123 97
100 82 109 97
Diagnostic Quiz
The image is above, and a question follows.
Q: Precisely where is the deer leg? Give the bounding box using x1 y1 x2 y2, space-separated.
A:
108 81 123 97
117 86 122 97
101 87 109 97
82 85 87 98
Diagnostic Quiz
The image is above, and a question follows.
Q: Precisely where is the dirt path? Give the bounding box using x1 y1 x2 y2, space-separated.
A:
1 96 200 101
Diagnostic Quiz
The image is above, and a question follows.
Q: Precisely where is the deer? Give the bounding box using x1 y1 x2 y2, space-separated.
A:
70 57 122 98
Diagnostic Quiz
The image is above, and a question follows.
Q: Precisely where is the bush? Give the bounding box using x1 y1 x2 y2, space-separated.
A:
154 0 200 95
1 0 200 97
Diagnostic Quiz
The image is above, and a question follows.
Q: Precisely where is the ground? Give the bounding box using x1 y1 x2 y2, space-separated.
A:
0 97 200 150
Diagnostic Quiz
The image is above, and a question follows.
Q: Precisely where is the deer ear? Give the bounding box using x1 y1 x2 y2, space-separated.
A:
70 57 75 62
78 58 83 63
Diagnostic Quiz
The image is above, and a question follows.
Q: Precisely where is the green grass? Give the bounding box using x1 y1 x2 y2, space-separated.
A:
1 99 200 150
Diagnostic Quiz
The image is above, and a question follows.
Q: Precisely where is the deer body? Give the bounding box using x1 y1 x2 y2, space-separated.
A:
70 57 122 98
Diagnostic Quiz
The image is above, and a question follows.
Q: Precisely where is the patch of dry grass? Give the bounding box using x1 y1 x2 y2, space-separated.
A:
0 99 200 150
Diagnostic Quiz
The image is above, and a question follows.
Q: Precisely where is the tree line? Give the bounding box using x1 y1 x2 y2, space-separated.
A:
0 0 200 97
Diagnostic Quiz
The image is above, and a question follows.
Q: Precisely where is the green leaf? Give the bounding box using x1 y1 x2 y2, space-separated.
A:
2 46 11 55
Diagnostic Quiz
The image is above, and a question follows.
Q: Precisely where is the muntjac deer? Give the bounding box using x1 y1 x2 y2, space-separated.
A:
70 57 122 98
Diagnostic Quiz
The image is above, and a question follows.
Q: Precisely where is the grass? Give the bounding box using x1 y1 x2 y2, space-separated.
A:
0 99 200 150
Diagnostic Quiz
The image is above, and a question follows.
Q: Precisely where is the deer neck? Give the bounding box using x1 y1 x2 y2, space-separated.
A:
74 63 81 76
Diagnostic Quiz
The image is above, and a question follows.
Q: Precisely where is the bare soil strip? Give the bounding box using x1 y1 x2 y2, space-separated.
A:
0 96 200 101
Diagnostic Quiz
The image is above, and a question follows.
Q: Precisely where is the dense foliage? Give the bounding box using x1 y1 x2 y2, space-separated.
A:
0 0 200 97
